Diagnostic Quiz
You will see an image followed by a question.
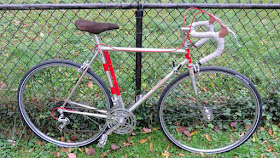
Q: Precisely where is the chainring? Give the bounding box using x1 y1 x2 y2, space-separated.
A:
106 108 136 135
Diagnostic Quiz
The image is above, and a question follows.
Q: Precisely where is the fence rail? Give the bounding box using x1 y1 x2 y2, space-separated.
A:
1 3 280 10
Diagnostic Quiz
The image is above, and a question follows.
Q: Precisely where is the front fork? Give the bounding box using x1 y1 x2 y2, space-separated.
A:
186 50 213 122
188 63 204 114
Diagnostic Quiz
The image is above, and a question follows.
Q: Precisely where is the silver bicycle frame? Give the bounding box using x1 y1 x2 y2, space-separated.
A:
60 28 200 118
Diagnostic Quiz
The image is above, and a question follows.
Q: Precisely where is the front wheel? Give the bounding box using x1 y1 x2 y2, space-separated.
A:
18 59 113 147
158 66 261 153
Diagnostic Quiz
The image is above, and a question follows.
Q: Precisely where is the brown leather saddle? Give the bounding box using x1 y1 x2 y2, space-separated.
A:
75 19 119 34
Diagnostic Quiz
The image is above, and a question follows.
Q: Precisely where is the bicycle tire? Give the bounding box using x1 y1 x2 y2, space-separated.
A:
18 59 113 147
158 66 261 153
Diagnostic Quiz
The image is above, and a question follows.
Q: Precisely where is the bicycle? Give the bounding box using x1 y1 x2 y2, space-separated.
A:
18 8 261 154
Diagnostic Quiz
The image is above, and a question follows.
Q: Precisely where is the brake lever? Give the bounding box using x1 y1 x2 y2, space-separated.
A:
212 15 242 48
227 27 242 47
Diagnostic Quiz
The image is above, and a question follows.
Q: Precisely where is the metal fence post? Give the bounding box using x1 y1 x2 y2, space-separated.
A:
135 0 143 99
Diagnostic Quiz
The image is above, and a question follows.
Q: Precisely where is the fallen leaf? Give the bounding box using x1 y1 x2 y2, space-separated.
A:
203 100 209 104
201 87 207 92
122 142 131 147
68 153 76 158
162 151 170 158
191 97 196 102
178 153 185 157
149 142 154 153
35 140 43 146
183 131 191 137
140 138 148 144
111 144 120 150
260 127 265 132
29 148 34 153
166 143 171 151
230 122 237 127
100 152 108 158
190 130 197 136
233 156 238 158
200 152 205 156
7 139 16 144
266 145 274 152
214 126 220 132
131 132 136 136
230 133 236 141
85 148 95 156
273 152 279 157
203 134 211 142
54 151 60 158
246 125 251 131
61 147 66 152
40 32 45 37
60 136 65 142
0 81 6 88
78 148 83 153
273 138 279 142
262 140 268 144
148 136 152 139
71 136 77 141
67 148 72 153
177 126 186 133
88 81 93 89
268 128 275 138
127 136 132 141
143 127 152 133
152 127 160 131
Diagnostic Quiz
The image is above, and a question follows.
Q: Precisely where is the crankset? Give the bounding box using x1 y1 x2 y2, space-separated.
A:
106 107 136 134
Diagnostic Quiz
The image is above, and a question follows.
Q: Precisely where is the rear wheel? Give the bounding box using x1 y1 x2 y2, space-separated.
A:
18 59 112 147
158 66 261 153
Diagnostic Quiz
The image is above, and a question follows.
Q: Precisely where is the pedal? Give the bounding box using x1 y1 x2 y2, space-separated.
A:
97 134 108 147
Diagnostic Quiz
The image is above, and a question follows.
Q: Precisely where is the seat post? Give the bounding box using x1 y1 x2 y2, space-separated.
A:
93 34 100 45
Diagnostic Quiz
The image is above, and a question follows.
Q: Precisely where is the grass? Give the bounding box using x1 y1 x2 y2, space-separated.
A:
0 125 279 157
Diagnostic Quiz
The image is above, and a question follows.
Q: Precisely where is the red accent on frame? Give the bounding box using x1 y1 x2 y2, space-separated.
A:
103 51 121 96
51 107 76 120
185 48 192 64
110 87 116 94
103 64 108 71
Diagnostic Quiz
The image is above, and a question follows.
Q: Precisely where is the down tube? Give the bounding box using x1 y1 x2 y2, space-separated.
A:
128 59 188 112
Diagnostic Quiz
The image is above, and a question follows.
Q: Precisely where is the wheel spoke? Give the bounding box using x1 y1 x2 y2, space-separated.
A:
18 60 112 147
158 67 261 153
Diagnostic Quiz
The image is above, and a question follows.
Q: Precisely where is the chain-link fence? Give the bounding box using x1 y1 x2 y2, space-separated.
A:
0 0 279 137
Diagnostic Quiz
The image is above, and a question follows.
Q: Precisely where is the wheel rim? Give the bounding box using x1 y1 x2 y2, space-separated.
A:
159 69 261 153
19 62 110 147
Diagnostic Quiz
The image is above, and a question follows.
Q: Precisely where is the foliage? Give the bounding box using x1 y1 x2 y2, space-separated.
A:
0 125 279 158
262 90 280 122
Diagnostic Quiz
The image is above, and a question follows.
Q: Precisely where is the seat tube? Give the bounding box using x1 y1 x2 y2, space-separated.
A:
93 35 124 107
